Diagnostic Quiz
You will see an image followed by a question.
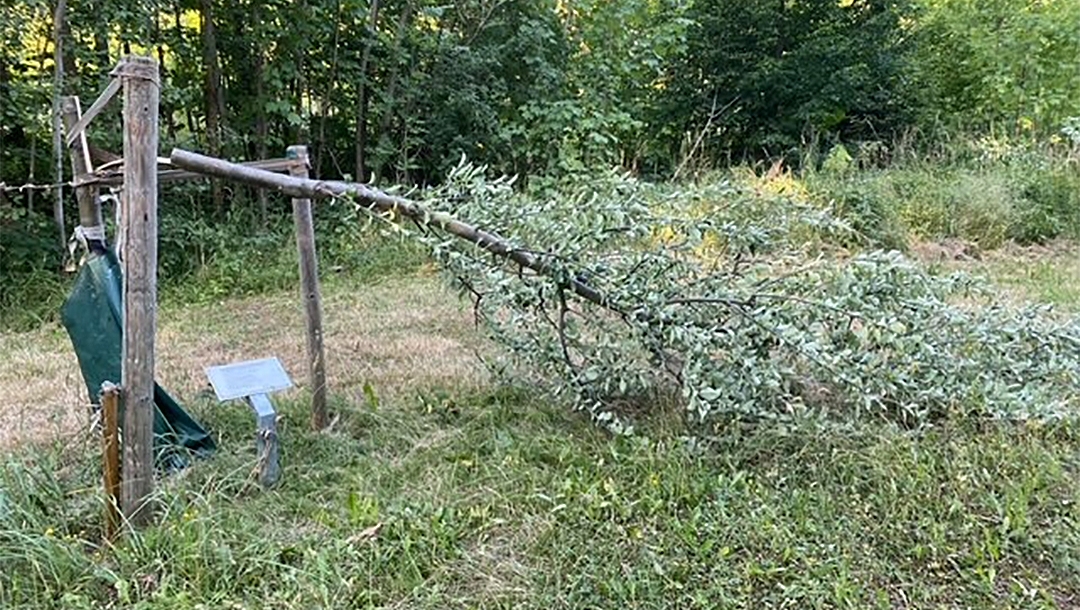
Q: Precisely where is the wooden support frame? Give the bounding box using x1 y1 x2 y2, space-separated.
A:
64 76 122 148
84 157 295 187
287 145 329 430
61 96 105 249
118 56 159 526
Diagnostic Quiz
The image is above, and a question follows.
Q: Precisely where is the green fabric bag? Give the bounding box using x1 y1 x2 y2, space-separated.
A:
61 250 215 469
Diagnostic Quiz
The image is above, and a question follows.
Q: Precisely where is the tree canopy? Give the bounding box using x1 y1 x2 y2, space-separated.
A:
2 0 1079 223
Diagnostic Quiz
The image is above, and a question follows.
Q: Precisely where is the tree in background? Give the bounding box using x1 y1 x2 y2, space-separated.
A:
3 0 1080 205
659 0 915 164
909 0 1080 135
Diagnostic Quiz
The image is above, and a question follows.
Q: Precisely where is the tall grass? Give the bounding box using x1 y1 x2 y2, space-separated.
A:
802 136 1080 250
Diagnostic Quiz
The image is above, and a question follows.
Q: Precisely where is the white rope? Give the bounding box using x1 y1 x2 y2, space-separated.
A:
75 224 107 243
0 180 71 194
65 223 106 271
113 190 124 263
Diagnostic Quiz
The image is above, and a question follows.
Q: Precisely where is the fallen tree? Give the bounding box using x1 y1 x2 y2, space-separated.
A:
170 149 1080 432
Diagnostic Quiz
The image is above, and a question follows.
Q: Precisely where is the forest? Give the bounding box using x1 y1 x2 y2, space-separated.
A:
2 0 1078 196
3 0 1080 323
3 0 1080 608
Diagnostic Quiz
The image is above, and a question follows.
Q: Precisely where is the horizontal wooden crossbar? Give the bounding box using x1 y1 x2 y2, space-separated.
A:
83 157 295 187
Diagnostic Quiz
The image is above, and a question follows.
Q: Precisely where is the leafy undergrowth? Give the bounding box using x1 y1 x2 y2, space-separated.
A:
4 164 1080 608
2 389 1079 609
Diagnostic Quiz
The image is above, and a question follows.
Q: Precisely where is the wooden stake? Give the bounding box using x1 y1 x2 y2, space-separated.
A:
100 383 121 540
287 145 329 430
61 96 104 247
119 56 159 526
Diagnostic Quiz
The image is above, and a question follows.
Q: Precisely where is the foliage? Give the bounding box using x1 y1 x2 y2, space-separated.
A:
660 0 915 162
806 137 1080 248
397 164 1080 430
5 0 1080 292
0 195 425 331
910 0 1080 134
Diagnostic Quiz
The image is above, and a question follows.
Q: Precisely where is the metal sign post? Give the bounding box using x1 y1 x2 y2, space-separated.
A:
205 357 293 487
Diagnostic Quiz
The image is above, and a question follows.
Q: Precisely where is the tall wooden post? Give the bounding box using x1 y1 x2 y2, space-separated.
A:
119 56 159 526
287 145 329 430
61 96 105 250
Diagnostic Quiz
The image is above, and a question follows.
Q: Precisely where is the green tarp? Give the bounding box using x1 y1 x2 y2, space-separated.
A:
61 250 215 469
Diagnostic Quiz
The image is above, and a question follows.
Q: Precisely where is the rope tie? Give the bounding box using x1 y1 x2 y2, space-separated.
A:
65 224 105 271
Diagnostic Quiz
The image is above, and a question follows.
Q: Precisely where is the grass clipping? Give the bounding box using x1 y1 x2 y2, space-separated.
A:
359 163 1080 431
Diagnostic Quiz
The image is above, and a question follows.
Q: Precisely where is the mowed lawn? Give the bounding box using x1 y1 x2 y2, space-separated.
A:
2 251 1079 609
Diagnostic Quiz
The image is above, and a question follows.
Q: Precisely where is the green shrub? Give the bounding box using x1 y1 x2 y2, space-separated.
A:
0 196 429 331
1007 163 1080 243
805 173 907 251
811 148 1080 249
949 171 1015 248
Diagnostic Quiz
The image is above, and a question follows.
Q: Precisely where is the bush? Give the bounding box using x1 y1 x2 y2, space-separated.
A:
1007 162 1080 244
802 139 1080 249
804 173 907 251
0 193 429 331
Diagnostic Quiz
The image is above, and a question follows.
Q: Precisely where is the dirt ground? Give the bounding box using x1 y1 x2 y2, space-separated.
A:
0 274 491 451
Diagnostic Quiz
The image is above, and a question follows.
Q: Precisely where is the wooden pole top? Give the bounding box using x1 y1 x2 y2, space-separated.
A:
114 55 160 81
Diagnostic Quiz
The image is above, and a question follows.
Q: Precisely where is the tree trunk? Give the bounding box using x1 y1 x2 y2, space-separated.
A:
354 0 380 183
201 0 225 213
0 51 9 211
254 39 269 229
371 2 412 182
315 0 343 178
155 12 175 142
293 0 310 147
27 138 36 215
51 0 68 259
93 19 109 69
58 1 76 90
174 5 197 137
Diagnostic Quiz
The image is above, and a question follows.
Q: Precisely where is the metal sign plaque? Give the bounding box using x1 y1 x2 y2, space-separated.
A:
205 357 293 401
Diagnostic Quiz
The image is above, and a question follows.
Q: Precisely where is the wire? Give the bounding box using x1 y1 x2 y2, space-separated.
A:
0 180 72 194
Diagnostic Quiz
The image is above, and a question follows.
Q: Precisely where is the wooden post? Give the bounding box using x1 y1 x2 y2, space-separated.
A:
61 96 105 249
100 383 121 540
287 145 329 430
119 56 159 526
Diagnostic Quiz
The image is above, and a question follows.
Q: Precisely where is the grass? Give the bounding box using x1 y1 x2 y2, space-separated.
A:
2 247 1080 608
3 170 1080 607
0 268 486 449
971 244 1080 312
2 387 1079 608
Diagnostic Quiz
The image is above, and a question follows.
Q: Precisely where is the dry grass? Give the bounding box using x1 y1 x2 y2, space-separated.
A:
0 326 90 449
0 271 492 450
